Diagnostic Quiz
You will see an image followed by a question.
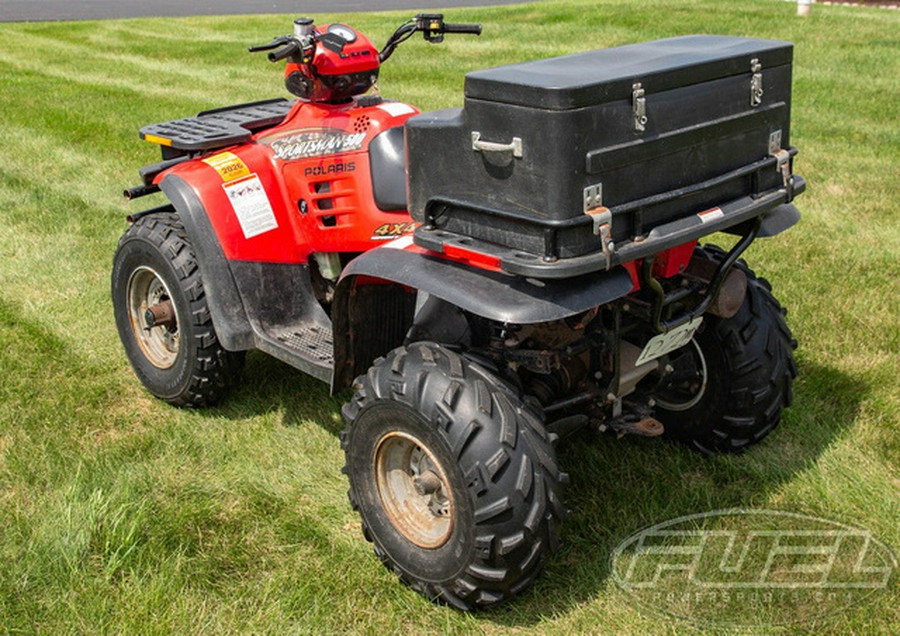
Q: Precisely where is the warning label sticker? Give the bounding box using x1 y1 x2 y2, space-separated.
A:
203 151 251 182
222 175 278 239
378 102 416 118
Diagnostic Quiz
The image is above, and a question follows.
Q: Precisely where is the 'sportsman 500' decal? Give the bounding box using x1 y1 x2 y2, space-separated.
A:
260 129 366 161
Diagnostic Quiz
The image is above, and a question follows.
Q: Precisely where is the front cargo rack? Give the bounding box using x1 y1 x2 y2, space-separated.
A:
139 98 295 156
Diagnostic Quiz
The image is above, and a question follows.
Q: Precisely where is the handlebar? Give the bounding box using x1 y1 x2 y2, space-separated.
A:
379 13 482 63
249 34 313 64
249 14 482 66
248 36 291 53
268 41 301 62
442 23 482 35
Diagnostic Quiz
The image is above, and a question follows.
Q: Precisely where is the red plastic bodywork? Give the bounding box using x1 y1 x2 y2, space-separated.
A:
652 239 697 279
156 98 419 264
284 24 380 78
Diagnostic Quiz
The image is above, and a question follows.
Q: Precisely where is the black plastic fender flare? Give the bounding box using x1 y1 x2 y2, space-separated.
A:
331 245 634 390
338 245 634 323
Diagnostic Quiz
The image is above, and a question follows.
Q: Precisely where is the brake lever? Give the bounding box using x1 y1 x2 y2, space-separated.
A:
248 36 291 53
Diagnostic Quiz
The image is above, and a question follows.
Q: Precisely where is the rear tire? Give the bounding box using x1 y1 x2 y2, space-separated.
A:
652 245 797 454
341 342 567 609
111 213 244 407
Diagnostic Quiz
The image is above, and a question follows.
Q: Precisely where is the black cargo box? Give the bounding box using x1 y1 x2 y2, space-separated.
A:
406 35 803 278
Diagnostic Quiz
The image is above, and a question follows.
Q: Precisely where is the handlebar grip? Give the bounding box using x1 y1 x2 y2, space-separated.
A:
442 23 482 35
268 41 300 62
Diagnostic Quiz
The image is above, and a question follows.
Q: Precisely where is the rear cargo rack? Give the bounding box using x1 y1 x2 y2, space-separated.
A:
415 150 804 279
139 98 296 155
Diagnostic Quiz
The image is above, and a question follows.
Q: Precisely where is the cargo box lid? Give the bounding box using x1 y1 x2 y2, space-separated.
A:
464 35 792 111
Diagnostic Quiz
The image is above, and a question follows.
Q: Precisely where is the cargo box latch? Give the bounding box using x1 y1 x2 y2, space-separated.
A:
770 148 794 200
750 59 764 107
767 129 793 198
586 198 615 270
632 83 647 132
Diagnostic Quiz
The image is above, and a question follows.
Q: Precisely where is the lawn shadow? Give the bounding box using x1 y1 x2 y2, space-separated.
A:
206 351 865 625
209 350 348 435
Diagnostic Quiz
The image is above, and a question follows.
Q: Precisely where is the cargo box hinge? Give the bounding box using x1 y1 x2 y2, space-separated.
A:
750 59 764 107
632 83 647 132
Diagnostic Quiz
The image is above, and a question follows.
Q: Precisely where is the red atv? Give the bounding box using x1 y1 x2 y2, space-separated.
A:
113 14 802 609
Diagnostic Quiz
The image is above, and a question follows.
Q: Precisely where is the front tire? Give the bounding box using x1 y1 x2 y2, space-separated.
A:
111 213 243 407
652 245 797 454
341 342 567 609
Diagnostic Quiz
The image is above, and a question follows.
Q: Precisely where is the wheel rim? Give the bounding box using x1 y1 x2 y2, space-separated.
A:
654 338 708 412
374 431 454 549
126 266 179 369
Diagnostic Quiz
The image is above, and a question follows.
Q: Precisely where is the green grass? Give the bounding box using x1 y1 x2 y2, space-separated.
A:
0 0 897 632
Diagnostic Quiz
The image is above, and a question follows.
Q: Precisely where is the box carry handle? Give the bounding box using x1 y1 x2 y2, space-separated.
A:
471 131 523 159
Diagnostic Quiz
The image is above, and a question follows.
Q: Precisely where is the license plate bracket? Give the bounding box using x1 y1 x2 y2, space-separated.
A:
635 317 704 366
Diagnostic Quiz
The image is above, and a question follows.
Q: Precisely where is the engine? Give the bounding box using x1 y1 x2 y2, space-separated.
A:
406 296 664 438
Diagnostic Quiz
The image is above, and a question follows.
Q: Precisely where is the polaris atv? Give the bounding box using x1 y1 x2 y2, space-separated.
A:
113 14 803 609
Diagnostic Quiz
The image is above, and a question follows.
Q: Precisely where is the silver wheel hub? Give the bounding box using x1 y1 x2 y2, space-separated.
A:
374 431 454 549
126 266 180 369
